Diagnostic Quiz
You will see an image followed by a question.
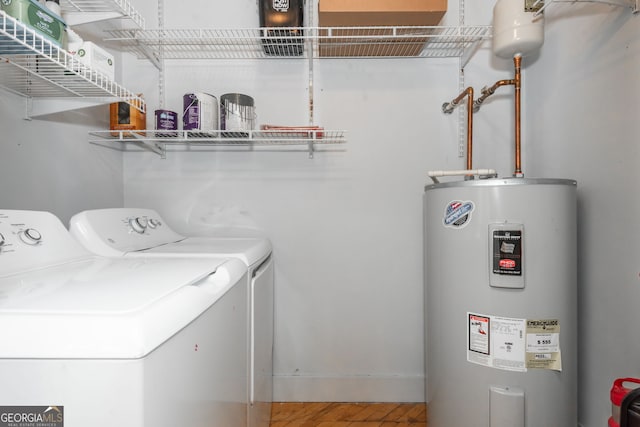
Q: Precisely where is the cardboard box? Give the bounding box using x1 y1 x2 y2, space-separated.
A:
318 0 447 57
69 41 115 80
0 0 66 48
110 97 146 136
319 0 447 27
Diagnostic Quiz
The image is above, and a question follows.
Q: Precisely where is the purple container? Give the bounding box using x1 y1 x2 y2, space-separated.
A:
182 93 218 131
154 109 178 130
154 109 178 137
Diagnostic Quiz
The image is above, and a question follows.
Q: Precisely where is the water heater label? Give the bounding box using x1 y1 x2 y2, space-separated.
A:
489 224 525 289
493 229 522 275
526 319 562 371
467 312 527 372
468 314 490 355
443 200 475 229
467 313 563 372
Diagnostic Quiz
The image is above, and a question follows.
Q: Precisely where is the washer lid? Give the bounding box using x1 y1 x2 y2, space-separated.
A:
0 256 246 359
138 237 272 267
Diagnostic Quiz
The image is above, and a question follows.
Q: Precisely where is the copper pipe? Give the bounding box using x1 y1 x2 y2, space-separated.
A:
473 79 515 112
513 55 523 177
442 87 474 171
472 55 524 177
465 87 474 171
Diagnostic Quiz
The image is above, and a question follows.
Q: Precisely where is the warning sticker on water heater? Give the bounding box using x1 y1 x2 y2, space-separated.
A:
468 314 490 355
467 313 527 372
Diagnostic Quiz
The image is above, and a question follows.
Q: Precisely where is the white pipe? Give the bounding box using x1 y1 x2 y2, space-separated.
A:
427 169 498 183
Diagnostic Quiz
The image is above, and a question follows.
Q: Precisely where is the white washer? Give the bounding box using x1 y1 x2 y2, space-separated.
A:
69 208 274 427
0 210 248 427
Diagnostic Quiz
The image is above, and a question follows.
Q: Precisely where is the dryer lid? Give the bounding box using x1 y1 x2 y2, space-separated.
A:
0 256 246 359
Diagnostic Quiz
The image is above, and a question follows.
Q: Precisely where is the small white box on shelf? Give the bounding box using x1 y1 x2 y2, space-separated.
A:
69 41 115 80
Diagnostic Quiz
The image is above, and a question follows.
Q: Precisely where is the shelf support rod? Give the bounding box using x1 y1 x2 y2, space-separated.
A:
308 0 314 127
158 0 166 109
457 0 467 159
442 85 474 170
307 0 315 159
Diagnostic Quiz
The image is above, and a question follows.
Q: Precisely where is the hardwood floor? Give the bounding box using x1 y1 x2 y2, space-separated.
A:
270 402 427 426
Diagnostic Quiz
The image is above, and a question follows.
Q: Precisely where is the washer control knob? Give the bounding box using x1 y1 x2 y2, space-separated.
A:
129 217 148 234
0 232 5 251
147 218 161 229
20 228 42 245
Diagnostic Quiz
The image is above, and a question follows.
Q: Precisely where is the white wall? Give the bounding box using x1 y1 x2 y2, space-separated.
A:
0 90 124 224
123 58 460 402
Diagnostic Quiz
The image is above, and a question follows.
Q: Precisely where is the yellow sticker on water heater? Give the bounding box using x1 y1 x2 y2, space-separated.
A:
526 319 562 371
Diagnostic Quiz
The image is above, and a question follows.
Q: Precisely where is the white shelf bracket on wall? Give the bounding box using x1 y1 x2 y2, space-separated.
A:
130 134 166 158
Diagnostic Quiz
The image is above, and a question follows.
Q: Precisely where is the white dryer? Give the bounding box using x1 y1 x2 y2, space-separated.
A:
69 208 274 427
0 210 248 427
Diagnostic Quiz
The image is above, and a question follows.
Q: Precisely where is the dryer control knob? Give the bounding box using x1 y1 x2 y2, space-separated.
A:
148 218 161 229
20 228 42 245
129 217 147 234
0 232 5 250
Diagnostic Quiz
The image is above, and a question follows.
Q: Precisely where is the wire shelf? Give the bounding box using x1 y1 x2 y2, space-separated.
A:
90 129 345 144
90 129 346 158
105 25 491 61
60 0 146 29
0 10 145 112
